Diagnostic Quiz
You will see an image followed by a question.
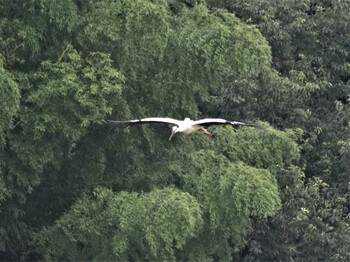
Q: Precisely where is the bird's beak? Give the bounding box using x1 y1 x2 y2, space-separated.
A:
169 130 175 140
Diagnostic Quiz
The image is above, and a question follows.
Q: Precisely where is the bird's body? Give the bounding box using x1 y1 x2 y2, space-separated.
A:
107 117 261 140
176 118 200 135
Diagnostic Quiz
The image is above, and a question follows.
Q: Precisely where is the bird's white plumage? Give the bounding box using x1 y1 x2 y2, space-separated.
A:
108 117 181 126
194 118 236 125
107 117 260 140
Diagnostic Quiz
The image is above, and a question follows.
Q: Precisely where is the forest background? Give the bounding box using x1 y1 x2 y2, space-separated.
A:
1 0 350 260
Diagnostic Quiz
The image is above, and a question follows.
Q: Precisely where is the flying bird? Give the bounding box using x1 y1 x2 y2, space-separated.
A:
107 117 261 140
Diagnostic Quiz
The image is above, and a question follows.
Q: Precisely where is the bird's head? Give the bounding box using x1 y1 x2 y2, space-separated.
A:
169 126 179 140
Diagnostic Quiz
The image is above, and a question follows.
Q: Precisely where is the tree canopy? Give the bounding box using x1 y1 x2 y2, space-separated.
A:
0 0 349 261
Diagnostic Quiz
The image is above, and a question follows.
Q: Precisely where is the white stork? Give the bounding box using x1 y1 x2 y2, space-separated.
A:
108 117 261 140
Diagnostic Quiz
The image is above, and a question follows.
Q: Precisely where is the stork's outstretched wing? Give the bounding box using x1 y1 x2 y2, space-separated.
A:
194 118 262 129
107 117 181 128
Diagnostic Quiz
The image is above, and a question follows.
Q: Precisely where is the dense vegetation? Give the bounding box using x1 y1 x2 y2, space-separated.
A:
0 0 349 260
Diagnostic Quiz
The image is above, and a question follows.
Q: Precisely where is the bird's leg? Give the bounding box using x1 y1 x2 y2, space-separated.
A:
199 128 212 137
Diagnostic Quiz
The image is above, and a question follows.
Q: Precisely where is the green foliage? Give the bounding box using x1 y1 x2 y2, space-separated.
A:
27 50 124 139
6 49 124 186
0 0 79 68
241 167 350 261
0 46 125 256
79 0 171 74
0 57 19 145
35 187 203 261
183 151 281 249
126 125 296 259
1 0 349 260
205 1 350 260
175 6 271 79
213 125 301 170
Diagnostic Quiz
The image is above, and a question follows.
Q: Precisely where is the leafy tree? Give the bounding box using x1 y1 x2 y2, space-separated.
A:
207 0 350 183
34 124 298 260
0 58 19 146
35 187 203 261
2 0 346 261
206 0 350 260
1 47 125 258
